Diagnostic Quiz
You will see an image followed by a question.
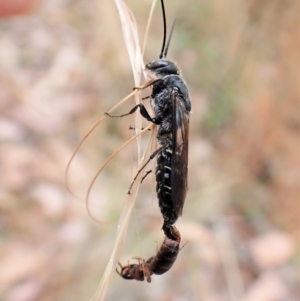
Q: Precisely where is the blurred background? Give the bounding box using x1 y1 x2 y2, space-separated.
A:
0 0 298 300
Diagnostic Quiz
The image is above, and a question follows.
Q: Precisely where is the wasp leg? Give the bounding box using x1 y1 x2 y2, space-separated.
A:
105 104 162 124
131 257 152 283
127 146 164 194
141 170 152 184
132 257 144 263
116 262 124 276
180 241 188 251
133 78 161 91
129 125 151 131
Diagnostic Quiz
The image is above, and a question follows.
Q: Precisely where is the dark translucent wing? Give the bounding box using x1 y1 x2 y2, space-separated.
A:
171 89 189 217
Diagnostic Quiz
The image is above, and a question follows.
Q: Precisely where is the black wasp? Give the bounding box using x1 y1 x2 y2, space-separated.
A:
107 0 191 237
107 0 191 281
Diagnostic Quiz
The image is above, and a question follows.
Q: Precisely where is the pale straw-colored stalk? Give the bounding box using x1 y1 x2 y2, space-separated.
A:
90 1 156 300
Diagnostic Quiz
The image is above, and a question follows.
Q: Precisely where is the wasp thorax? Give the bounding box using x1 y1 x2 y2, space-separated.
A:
146 59 180 77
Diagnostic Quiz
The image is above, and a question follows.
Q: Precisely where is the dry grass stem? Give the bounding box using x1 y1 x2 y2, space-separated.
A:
90 1 156 300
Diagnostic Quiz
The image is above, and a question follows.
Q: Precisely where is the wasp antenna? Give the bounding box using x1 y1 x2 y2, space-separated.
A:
159 0 167 59
163 17 177 58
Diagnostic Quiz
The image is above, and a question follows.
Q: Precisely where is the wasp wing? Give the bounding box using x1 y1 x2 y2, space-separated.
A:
171 89 190 217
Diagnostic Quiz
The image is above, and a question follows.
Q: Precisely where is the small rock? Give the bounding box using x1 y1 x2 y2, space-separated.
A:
249 231 295 269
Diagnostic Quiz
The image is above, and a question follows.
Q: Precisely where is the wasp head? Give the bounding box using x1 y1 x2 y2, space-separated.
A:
146 59 180 78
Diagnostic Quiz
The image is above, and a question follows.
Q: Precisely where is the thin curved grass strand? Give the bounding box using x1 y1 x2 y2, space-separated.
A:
91 123 155 301
65 89 138 199
142 0 157 57
85 124 153 223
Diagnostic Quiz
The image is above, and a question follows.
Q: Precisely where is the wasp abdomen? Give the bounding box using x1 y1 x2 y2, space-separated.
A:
156 145 178 226
146 237 180 275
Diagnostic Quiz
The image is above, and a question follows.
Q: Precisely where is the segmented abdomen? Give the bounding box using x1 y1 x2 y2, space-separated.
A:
156 144 178 227
146 236 180 275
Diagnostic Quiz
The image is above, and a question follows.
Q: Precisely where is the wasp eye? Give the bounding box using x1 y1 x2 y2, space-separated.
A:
146 60 169 70
146 59 179 76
